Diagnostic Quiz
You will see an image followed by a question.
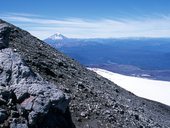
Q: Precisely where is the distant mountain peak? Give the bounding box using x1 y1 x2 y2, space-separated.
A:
48 33 67 40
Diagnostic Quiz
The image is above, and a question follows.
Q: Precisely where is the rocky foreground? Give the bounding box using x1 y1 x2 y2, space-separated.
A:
0 19 170 128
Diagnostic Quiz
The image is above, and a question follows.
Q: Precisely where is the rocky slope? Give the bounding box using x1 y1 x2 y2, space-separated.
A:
0 19 170 128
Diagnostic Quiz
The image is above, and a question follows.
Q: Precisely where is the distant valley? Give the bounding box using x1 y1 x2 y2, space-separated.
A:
44 34 170 81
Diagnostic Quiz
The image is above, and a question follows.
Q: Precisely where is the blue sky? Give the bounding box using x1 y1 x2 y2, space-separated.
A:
1 0 170 39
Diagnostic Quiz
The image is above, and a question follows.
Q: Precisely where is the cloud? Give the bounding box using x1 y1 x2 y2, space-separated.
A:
1 13 170 39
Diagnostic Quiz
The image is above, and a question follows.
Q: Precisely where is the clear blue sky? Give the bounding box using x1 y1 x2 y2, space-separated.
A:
1 0 170 39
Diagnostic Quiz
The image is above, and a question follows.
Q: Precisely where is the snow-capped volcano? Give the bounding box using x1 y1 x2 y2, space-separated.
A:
47 33 67 40
44 33 70 48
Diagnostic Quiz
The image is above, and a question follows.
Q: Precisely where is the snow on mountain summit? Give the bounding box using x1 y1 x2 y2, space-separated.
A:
48 33 67 40
44 33 69 48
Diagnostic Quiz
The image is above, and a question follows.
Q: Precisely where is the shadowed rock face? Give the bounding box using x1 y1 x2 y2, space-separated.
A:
0 19 170 128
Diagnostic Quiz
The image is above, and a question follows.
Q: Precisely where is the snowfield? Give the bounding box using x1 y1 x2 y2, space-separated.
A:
89 68 170 106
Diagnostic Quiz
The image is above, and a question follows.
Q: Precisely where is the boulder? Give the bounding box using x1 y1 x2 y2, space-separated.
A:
0 48 73 127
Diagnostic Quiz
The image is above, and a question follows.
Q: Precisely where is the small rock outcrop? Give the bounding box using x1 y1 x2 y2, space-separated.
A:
0 19 170 128
0 48 74 127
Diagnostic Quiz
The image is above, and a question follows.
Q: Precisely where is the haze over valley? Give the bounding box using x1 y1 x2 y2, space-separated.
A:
44 34 170 81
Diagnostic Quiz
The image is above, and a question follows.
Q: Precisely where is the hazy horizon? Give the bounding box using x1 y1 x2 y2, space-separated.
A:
1 0 170 39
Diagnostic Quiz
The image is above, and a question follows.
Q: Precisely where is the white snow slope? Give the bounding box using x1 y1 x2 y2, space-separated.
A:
89 68 170 106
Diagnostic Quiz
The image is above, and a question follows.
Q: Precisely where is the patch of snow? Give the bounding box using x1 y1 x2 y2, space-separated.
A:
89 68 170 106
48 33 66 40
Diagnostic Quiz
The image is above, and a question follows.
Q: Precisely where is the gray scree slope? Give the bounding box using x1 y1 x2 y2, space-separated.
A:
0 19 170 128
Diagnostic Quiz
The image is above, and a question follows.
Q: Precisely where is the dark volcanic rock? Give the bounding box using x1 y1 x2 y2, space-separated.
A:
0 19 170 128
0 48 74 127
0 108 7 123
